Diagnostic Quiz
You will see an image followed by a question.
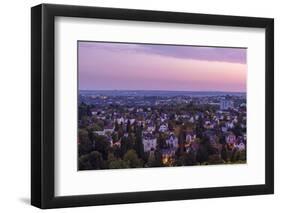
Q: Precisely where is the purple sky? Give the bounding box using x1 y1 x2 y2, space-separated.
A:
78 42 247 92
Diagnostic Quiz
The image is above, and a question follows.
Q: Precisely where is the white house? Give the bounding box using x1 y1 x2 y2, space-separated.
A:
159 124 168 132
123 133 129 137
226 121 234 129
240 103 246 107
186 132 196 143
226 132 236 144
93 130 105 136
189 116 195 123
128 107 134 112
160 117 166 123
204 121 215 129
104 125 114 134
111 140 121 148
137 120 145 126
220 99 234 110
146 123 155 132
116 117 125 124
129 119 135 124
91 111 98 115
243 133 247 141
142 133 157 152
166 133 178 148
235 142 245 151
221 126 228 133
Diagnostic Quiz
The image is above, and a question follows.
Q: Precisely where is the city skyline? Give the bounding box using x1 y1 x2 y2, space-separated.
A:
78 41 247 92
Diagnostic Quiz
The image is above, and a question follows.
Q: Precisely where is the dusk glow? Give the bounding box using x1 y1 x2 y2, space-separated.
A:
78 42 247 92
78 41 247 171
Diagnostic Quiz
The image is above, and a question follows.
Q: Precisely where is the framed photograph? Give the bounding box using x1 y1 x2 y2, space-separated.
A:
31 3 274 209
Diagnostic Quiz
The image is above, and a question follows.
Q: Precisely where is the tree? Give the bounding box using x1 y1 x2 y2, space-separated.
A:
96 120 105 130
208 154 224 165
114 120 119 132
237 150 246 161
146 150 156 167
86 105 92 116
126 119 131 133
221 145 228 162
91 124 103 132
78 129 93 156
78 102 88 120
88 151 104 169
107 153 129 169
219 135 226 144
111 132 119 142
232 124 242 137
79 129 90 144
79 151 105 170
196 115 204 139
134 127 145 159
176 151 197 166
93 135 110 159
153 149 164 167
157 133 167 149
123 149 143 168
120 136 130 157
231 149 246 162
78 154 92 170
108 159 129 169
78 142 93 156
196 144 209 164
178 131 186 154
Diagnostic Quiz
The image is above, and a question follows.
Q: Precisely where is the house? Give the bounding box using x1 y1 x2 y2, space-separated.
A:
97 115 106 120
221 126 228 133
186 132 196 143
190 141 200 152
93 130 105 136
189 116 194 123
220 99 234 110
160 117 166 123
111 140 121 148
185 137 200 154
225 121 234 129
243 133 247 141
116 117 125 124
123 133 129 137
225 132 236 144
142 132 157 152
128 107 134 112
137 120 145 126
204 120 215 129
137 108 143 112
147 123 155 132
159 124 168 132
104 124 115 134
235 142 245 151
240 103 246 107
129 118 136 124
166 133 178 148
91 110 98 115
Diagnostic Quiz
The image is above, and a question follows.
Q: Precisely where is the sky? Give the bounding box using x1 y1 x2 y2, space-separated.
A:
78 41 247 92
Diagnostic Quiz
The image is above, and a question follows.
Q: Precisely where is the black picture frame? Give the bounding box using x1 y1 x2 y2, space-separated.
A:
31 3 274 209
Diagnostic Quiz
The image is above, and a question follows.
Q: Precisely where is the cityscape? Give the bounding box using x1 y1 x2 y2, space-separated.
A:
78 42 247 170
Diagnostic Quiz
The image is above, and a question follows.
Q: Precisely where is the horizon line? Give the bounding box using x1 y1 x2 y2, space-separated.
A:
79 89 246 93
